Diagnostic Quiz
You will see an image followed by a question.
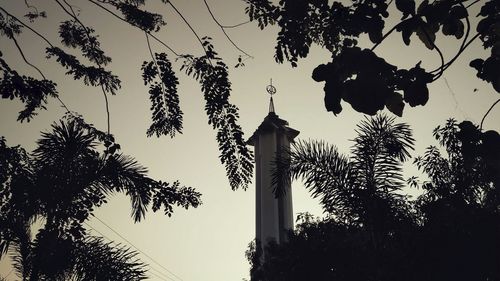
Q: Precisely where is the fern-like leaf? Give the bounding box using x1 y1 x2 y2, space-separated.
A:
141 53 183 137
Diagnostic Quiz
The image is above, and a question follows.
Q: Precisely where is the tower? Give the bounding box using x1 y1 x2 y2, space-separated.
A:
247 82 299 248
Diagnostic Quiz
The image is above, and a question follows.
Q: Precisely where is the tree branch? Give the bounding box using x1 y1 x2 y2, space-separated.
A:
465 0 481 9
0 7 54 47
430 2 472 76
418 25 445 81
86 0 180 57
2 10 71 113
203 0 253 58
11 34 46 80
480 99 500 131
24 0 38 14
220 20 252 29
371 22 403 52
55 0 112 134
164 0 212 65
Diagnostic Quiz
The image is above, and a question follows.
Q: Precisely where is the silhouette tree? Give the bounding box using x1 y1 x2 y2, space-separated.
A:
0 0 253 191
412 119 500 281
0 119 201 280
251 114 417 280
274 114 415 233
245 0 499 117
249 116 500 281
2 0 497 192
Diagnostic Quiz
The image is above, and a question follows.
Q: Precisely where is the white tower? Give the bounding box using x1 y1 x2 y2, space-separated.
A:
247 82 299 247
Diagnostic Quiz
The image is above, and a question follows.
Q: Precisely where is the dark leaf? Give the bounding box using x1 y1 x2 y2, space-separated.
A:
395 0 415 20
385 91 405 117
416 21 438 50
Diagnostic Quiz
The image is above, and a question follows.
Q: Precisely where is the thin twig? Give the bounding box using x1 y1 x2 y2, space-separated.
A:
11 34 46 79
55 0 112 134
24 0 38 13
3 11 71 113
430 2 472 75
11 33 71 113
219 12 272 29
465 0 481 9
86 0 180 57
419 24 445 81
0 7 54 47
430 32 479 74
220 20 251 28
480 99 500 131
62 0 79 17
100 84 110 135
203 0 253 58
165 0 212 65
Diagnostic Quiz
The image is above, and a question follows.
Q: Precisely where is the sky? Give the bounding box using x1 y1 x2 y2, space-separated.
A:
1 0 499 280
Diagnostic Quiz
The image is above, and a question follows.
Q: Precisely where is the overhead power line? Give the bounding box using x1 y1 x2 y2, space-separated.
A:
84 216 184 281
83 222 174 281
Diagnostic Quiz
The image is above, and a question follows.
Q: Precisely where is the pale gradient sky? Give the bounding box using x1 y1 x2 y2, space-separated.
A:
1 0 499 280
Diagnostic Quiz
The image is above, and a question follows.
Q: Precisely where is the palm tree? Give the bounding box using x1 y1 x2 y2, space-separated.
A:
274 114 415 238
0 119 201 280
247 114 417 280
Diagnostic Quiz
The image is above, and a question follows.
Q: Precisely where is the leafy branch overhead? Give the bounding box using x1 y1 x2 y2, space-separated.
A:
0 0 255 190
0 119 201 279
142 52 183 138
0 52 57 122
180 38 254 190
245 0 499 116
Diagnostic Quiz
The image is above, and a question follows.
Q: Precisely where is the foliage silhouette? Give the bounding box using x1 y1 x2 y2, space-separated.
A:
245 0 499 117
0 119 201 279
0 0 253 191
250 116 500 281
273 114 415 232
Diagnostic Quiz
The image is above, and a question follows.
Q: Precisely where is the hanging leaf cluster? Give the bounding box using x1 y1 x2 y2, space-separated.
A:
46 47 121 94
114 1 166 32
245 0 500 117
312 48 433 116
141 52 183 137
181 38 254 190
59 20 112 66
152 181 202 217
0 52 58 122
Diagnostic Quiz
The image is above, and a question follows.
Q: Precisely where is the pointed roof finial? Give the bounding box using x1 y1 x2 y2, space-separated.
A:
266 78 276 114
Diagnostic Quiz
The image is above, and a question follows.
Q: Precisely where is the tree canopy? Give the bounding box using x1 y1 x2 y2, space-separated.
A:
245 0 499 118
0 119 201 279
1 0 499 279
248 116 500 281
1 0 498 193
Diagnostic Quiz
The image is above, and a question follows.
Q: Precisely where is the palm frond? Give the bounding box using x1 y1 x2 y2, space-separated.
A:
9 220 33 279
352 114 414 193
281 139 354 214
70 236 147 281
98 154 151 222
33 120 95 167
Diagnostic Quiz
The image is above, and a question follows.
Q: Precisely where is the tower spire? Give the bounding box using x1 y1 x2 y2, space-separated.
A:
266 79 276 114
247 81 300 255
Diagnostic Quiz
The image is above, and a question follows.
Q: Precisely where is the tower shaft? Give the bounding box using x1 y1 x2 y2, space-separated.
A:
248 112 299 246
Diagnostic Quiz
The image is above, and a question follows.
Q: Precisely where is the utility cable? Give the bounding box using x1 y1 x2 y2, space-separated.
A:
89 215 184 281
